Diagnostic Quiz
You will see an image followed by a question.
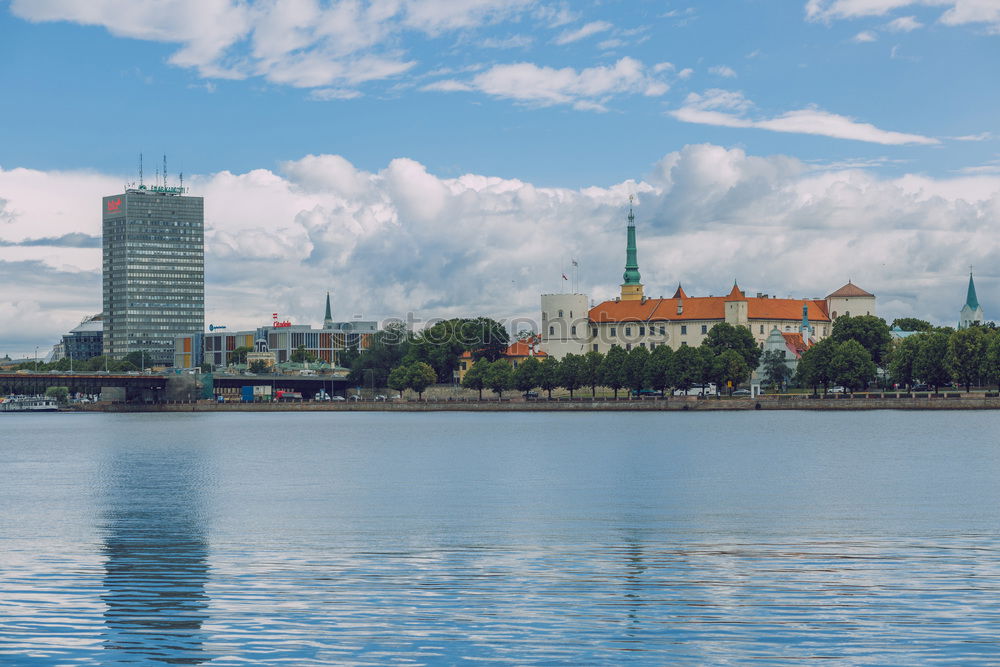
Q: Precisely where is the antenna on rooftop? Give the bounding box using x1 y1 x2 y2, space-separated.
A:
139 153 143 188
163 154 168 187
179 171 184 192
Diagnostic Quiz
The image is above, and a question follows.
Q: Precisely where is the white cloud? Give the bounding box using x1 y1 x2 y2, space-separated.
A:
949 131 996 141
9 0 536 91
309 87 363 101
432 57 671 111
4 146 1000 355
553 20 613 45
805 0 1000 31
853 29 880 40
709 65 737 78
670 89 940 145
887 14 924 30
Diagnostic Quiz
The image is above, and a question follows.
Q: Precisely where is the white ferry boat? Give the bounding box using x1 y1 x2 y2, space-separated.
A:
0 396 60 412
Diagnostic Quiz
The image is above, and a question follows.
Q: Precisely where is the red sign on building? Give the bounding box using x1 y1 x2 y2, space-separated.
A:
106 197 122 212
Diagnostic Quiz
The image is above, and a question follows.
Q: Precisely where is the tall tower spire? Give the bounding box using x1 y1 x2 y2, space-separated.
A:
966 272 980 310
959 271 984 329
620 196 644 301
323 291 333 329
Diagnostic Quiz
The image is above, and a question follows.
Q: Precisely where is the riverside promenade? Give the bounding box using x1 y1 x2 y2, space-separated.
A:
77 393 1000 412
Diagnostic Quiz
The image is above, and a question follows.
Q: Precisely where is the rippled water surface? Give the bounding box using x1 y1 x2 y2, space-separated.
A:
2 411 1000 665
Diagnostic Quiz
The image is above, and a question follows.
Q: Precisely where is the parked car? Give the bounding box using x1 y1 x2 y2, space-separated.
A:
732 388 752 396
631 389 663 397
828 386 846 393
374 394 387 401
910 383 930 391
523 391 539 399
331 395 346 401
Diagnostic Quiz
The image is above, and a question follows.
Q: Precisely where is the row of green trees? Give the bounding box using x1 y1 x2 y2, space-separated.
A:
454 322 764 399
347 318 510 388
386 361 438 399
794 315 1000 394
888 326 1000 392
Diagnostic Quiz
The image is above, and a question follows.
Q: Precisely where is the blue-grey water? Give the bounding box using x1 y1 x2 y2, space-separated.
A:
2 411 1000 665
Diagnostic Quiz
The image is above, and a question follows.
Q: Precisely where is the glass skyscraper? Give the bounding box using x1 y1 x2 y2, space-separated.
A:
102 186 204 365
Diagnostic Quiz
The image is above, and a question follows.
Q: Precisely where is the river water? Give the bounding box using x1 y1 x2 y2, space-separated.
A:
1 411 999 665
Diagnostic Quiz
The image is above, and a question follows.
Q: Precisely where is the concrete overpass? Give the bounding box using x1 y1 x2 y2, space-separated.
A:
0 372 171 403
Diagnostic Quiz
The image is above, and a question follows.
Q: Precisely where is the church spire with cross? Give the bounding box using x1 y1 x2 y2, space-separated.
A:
323 291 333 329
958 271 984 329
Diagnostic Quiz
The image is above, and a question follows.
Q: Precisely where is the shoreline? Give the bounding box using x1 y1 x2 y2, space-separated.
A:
66 395 1000 412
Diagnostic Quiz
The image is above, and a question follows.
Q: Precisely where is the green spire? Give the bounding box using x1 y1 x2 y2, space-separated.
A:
966 273 980 310
622 201 641 285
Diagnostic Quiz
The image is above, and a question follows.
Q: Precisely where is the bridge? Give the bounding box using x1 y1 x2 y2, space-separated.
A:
0 372 170 403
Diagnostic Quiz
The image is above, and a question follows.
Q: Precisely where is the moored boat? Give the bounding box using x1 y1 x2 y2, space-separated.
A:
0 396 60 412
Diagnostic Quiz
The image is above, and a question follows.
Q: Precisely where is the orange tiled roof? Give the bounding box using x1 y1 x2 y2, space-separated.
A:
827 281 874 298
781 332 811 358
505 337 547 358
590 296 831 323
460 336 548 360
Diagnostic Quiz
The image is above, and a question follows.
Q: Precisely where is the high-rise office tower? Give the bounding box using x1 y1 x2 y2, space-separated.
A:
102 184 204 365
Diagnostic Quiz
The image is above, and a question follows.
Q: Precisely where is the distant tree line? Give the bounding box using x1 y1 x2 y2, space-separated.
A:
454 322 763 399
796 314 1000 394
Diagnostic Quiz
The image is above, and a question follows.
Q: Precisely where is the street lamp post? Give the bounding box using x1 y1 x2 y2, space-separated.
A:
34 346 38 373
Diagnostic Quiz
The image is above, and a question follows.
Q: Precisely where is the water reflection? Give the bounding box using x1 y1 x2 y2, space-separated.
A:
100 444 210 664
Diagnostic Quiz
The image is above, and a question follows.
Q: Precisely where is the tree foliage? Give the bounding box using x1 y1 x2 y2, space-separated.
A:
716 349 751 394
702 322 761 369
670 345 703 392
622 346 650 395
559 353 586 398
461 358 489 400
483 360 514 398
913 331 951 391
888 335 922 388
537 356 562 399
947 326 987 392
891 318 933 332
598 346 628 398
760 350 791 391
829 339 876 392
582 350 604 397
831 315 892 367
645 345 674 394
514 356 541 396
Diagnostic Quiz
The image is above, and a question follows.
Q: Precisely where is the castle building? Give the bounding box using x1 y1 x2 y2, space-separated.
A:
539 205 876 358
958 272 985 329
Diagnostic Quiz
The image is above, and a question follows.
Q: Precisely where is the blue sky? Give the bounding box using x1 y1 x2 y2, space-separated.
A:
1 0 999 356
2 1 997 184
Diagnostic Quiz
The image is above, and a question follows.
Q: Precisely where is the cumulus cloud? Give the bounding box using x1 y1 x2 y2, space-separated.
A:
887 14 924 30
709 65 737 78
9 0 534 90
428 57 671 111
806 0 1000 32
553 20 613 45
670 89 940 145
3 146 1000 356
853 29 879 41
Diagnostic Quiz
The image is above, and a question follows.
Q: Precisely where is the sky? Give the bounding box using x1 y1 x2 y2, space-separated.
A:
1 0 999 357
